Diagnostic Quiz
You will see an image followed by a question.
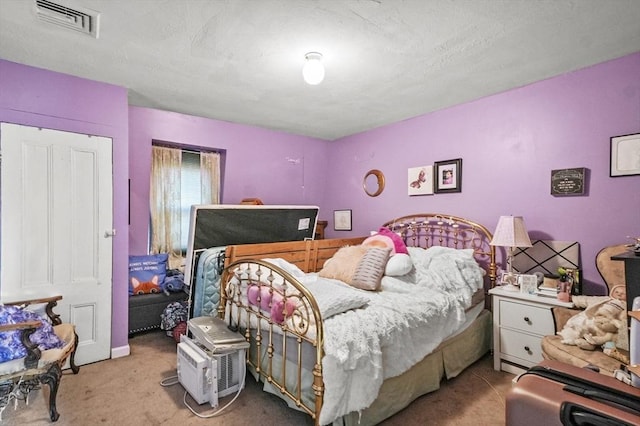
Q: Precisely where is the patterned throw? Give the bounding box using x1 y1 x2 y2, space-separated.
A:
0 305 64 363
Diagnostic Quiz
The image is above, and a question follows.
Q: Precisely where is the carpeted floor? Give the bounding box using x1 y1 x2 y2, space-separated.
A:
2 330 515 425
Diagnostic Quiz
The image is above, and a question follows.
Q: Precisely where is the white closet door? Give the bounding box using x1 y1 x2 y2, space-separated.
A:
1 123 113 365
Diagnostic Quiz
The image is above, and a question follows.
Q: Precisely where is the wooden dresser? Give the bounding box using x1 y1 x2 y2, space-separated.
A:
315 220 328 239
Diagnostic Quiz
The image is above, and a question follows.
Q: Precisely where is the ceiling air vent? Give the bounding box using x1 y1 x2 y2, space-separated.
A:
35 0 100 38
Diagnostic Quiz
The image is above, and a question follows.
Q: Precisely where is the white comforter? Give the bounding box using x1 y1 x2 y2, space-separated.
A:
317 246 485 425
230 247 485 425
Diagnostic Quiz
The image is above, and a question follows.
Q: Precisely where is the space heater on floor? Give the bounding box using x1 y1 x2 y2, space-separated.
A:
177 335 246 407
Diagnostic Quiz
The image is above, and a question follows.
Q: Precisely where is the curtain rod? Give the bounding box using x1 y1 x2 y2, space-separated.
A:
152 142 220 154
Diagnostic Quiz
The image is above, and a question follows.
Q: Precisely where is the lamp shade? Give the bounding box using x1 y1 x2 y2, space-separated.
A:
302 52 325 85
489 216 532 248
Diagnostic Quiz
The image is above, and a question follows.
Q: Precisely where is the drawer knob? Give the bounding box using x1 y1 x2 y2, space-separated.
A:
523 316 531 324
524 346 532 354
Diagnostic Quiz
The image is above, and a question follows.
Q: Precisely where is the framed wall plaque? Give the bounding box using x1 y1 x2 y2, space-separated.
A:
610 133 640 177
551 167 586 196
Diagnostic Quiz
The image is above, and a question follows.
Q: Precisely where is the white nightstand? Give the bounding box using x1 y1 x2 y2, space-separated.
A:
489 286 573 375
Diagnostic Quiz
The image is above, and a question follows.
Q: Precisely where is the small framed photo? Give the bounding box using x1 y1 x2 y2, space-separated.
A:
408 165 434 196
333 209 352 231
519 274 538 295
610 133 640 177
498 270 519 286
434 158 462 193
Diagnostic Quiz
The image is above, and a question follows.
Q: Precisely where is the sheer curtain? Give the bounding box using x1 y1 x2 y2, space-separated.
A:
200 151 220 204
150 146 182 268
150 146 221 270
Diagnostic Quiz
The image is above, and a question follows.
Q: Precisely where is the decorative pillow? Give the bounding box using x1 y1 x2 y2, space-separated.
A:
319 245 392 291
247 283 297 324
0 305 65 363
247 284 274 311
128 253 168 295
270 296 298 324
352 247 393 290
377 227 409 254
319 245 368 283
385 253 413 276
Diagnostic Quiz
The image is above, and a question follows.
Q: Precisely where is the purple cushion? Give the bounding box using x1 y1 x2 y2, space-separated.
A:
247 284 297 324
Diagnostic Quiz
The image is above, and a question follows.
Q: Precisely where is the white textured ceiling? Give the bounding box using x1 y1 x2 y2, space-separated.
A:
1 0 639 140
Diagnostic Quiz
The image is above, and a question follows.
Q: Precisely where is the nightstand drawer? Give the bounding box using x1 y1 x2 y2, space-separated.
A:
499 299 553 335
500 328 544 364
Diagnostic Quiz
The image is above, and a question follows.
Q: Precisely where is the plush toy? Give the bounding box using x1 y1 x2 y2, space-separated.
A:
580 315 623 350
362 229 413 277
557 294 626 351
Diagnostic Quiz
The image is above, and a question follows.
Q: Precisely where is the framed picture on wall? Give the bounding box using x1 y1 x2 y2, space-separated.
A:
434 158 462 193
610 133 640 177
334 209 352 231
407 165 434 196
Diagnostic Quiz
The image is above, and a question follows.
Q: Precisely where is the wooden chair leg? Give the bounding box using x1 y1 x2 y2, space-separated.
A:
69 332 80 374
40 363 62 422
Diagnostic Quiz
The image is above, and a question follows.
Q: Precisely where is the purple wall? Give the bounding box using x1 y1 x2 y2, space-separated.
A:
325 52 640 295
128 107 329 255
0 59 130 349
2 52 638 353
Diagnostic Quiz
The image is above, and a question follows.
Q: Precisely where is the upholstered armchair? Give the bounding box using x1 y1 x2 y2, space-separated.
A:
541 244 629 376
0 295 79 422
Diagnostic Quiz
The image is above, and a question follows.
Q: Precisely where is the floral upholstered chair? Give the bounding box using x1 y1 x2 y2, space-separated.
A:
0 295 79 422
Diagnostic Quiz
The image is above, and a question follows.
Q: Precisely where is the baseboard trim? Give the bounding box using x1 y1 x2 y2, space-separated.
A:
111 344 130 359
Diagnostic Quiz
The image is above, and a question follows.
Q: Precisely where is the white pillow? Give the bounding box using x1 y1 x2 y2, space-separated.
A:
305 278 370 318
262 257 370 317
385 253 413 276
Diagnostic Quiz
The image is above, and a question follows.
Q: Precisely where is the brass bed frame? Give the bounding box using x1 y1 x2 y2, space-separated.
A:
219 214 496 425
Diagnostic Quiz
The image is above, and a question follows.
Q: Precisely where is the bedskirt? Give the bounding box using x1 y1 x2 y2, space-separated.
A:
340 308 491 425
247 308 491 425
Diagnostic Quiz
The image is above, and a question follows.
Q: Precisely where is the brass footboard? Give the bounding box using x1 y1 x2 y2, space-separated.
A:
221 260 325 424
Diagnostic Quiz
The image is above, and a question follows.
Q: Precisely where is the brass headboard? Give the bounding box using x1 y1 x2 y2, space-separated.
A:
381 213 497 289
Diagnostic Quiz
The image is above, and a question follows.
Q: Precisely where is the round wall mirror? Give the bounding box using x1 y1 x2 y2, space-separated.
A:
363 169 385 197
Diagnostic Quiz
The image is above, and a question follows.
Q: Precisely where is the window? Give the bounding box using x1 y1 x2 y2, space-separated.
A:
150 145 220 268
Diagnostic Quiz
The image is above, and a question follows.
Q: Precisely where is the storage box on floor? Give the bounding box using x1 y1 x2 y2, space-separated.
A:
129 291 188 335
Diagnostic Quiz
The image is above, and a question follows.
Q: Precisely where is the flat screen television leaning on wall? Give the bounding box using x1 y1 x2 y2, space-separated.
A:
183 204 319 318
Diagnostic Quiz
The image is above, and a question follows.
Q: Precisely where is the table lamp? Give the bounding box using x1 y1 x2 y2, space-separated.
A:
490 215 533 291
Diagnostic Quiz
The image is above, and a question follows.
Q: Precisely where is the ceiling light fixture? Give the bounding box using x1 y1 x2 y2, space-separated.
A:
302 52 325 85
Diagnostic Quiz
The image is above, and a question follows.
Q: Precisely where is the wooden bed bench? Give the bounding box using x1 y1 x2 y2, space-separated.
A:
223 236 366 273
